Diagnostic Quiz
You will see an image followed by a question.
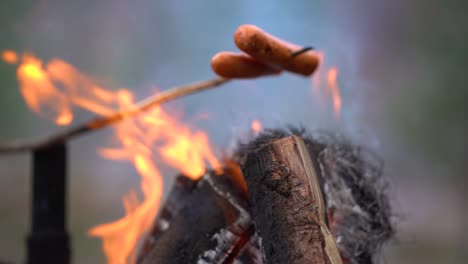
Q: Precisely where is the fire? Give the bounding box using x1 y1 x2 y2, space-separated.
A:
1 50 18 64
310 53 342 119
17 55 73 125
250 119 262 134
3 51 220 264
327 67 342 119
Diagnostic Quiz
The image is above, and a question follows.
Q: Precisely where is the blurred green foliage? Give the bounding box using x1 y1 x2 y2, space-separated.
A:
395 0 468 175
0 1 31 138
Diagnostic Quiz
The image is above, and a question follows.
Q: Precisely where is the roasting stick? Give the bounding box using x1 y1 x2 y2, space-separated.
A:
0 77 229 154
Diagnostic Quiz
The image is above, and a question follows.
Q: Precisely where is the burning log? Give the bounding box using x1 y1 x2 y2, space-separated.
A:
240 135 342 264
138 171 258 264
138 176 198 261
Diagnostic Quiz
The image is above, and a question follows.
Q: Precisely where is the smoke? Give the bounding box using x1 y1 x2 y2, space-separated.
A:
1 0 465 263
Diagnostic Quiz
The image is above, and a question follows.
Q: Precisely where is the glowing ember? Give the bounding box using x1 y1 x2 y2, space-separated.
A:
1 50 18 64
223 159 248 196
250 119 262 134
310 53 342 119
3 50 220 264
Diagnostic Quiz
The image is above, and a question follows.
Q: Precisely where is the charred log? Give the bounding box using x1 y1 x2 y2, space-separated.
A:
138 176 198 262
138 171 257 264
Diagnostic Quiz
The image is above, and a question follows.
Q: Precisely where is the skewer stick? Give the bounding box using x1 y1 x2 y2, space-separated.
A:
0 77 230 154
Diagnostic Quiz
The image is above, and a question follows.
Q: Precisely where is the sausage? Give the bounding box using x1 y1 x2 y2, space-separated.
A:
211 51 282 79
234 24 319 76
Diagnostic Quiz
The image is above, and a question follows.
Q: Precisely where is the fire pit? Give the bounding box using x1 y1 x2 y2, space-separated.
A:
137 129 393 264
0 25 393 264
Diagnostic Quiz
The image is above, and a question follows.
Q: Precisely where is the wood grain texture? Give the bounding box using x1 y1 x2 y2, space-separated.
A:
241 135 342 264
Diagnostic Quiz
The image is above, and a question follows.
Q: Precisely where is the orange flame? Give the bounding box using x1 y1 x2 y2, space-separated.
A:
3 51 220 264
1 50 18 64
327 67 342 119
250 119 262 134
17 55 73 125
310 53 342 120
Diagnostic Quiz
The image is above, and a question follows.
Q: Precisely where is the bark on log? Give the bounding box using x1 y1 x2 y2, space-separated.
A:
241 135 342 264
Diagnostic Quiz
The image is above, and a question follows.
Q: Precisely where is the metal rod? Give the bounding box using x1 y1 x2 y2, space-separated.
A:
27 142 70 264
290 46 314 57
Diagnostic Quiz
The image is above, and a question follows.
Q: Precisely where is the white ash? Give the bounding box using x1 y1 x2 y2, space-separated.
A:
156 219 169 232
197 229 238 264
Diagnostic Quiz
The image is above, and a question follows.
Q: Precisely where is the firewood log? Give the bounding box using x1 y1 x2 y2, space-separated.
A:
138 176 198 262
138 172 258 264
240 135 342 264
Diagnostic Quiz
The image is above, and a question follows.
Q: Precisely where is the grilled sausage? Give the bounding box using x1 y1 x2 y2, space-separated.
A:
211 51 282 79
234 24 319 76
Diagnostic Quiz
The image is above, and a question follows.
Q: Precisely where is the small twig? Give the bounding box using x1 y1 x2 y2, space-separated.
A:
0 77 230 154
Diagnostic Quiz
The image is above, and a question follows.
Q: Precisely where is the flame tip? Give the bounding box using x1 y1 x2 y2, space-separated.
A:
1 50 19 65
251 119 263 134
309 52 342 120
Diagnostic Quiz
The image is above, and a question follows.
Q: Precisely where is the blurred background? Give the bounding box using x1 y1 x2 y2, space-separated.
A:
0 0 466 263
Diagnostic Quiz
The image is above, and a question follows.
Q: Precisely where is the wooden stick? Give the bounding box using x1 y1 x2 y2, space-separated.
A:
241 135 342 264
0 77 229 154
